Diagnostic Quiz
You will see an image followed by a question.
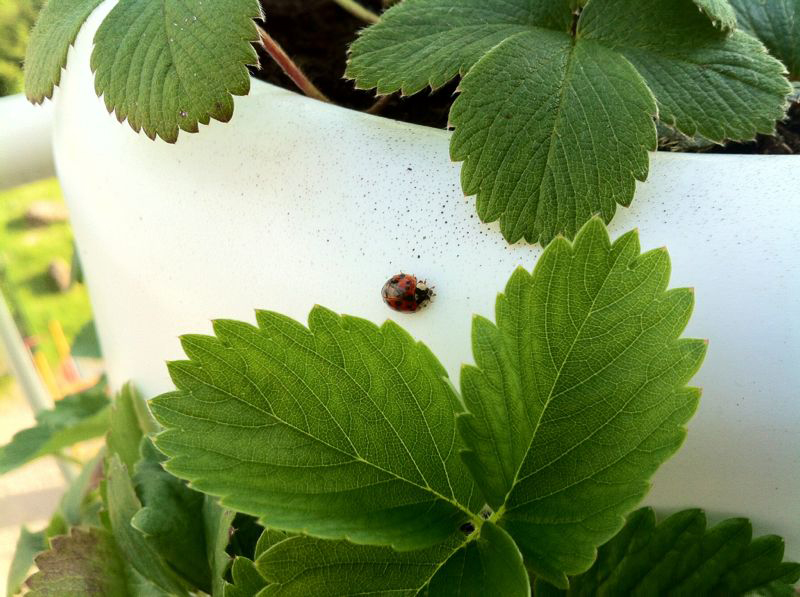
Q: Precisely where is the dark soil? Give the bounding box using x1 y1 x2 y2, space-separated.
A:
710 102 800 155
253 0 798 153
253 0 454 129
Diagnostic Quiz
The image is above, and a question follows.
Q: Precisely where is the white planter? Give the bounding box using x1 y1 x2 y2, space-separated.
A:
55 3 799 559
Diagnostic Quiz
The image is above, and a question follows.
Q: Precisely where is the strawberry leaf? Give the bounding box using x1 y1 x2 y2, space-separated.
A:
348 0 791 243
91 0 261 142
729 0 800 80
23 0 103 102
26 528 128 597
692 0 737 31
149 307 479 551
449 30 656 244
256 523 529 596
105 455 190 595
534 508 800 595
582 0 792 142
0 383 109 474
459 218 706 587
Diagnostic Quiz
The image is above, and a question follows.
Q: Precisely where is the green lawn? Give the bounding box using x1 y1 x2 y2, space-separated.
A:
0 178 94 372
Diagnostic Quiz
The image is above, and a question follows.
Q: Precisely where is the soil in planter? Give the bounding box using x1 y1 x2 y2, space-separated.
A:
254 0 799 154
254 0 455 129
710 101 800 155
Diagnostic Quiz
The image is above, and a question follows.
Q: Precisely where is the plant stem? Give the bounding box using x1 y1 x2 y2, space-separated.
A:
333 0 381 23
366 94 393 115
256 25 330 103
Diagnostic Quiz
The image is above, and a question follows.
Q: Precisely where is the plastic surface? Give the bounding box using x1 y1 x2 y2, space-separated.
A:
55 3 799 559
0 94 54 190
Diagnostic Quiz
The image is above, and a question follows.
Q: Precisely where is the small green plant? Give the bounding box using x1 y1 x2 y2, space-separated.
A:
4 220 798 595
23 0 797 246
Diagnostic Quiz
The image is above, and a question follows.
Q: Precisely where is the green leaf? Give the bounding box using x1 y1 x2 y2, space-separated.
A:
59 449 105 527
450 29 656 244
131 437 212 591
729 0 800 80
348 0 791 244
6 527 47 597
582 0 792 142
459 218 706 587
347 0 573 95
90 0 261 142
256 523 528 596
222 525 285 595
23 0 104 103
26 527 129 597
224 557 269 597
255 528 292 560
125 567 173 597
427 522 530 597
150 307 478 550
534 508 800 595
0 384 110 474
256 534 465 596
205 497 236 597
692 0 737 31
107 382 158 474
71 320 101 359
105 455 190 596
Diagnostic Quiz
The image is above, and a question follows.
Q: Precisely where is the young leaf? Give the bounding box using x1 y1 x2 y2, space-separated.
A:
204 497 236 597
23 0 104 102
582 0 793 142
6 527 47 597
255 528 293 560
224 557 269 597
426 522 530 596
458 218 706 587
108 382 157 474
0 383 110 474
90 0 262 142
150 308 478 550
257 522 528 595
26 528 128 597
534 508 800 596
59 449 104 527
131 438 212 591
729 0 800 80
105 455 190 596
449 30 656 244
691 0 737 31
348 0 790 244
256 534 464 596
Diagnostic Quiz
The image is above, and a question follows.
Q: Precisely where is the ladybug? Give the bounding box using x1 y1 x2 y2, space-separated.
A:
381 273 433 313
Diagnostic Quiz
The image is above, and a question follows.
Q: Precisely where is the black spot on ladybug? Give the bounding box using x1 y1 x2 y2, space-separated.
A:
381 273 434 313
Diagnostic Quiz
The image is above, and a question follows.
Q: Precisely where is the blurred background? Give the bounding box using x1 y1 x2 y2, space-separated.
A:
1 1 104 593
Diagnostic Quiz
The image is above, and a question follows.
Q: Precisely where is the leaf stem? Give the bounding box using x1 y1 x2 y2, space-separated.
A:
332 0 381 23
256 25 330 103
366 93 393 115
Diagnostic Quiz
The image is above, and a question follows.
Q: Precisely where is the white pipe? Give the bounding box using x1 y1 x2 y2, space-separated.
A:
0 94 55 190
0 291 75 483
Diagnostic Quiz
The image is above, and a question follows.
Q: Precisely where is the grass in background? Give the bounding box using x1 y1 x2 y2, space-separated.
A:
0 178 93 376
0 0 43 96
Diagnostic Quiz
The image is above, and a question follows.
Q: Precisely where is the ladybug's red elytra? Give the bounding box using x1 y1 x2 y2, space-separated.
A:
381 273 433 313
